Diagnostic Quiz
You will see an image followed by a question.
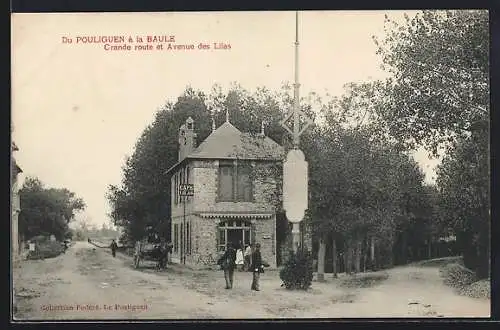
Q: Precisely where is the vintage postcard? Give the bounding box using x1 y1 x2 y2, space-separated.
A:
11 10 490 320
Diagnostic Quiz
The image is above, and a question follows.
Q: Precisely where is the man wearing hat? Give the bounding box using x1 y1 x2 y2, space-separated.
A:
251 243 268 291
217 242 237 289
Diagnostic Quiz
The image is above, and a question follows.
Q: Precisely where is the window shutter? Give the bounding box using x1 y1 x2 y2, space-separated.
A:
219 165 234 201
237 166 253 202
215 225 219 252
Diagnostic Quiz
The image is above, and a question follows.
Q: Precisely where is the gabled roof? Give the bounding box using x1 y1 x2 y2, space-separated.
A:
166 121 284 174
190 121 284 160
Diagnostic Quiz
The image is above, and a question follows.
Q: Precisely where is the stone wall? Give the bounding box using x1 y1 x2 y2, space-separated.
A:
170 214 277 268
252 216 277 268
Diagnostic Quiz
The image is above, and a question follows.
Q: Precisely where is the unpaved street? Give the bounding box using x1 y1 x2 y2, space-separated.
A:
13 241 490 320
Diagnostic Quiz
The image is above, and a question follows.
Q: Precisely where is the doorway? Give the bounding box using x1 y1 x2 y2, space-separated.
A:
227 229 243 248
218 220 252 251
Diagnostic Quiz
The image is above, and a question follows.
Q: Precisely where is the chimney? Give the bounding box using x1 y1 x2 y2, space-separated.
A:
259 120 266 137
178 117 197 161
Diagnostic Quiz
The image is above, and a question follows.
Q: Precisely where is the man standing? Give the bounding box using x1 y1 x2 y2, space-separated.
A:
110 239 118 258
251 243 266 291
218 242 237 289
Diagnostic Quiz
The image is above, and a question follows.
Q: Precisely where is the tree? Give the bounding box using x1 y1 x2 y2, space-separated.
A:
305 120 430 276
436 127 489 278
19 177 86 241
368 9 489 278
107 87 213 243
372 10 489 155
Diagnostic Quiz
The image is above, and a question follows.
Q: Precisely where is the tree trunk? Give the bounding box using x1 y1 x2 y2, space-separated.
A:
428 238 432 259
354 238 362 274
401 231 407 265
346 240 353 275
387 235 395 268
362 236 367 273
332 236 338 278
317 236 326 282
370 236 375 271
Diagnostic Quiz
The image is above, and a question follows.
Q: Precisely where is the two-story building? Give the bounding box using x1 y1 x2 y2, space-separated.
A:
166 115 285 268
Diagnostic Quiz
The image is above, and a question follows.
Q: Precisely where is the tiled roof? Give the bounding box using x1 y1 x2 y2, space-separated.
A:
188 121 284 161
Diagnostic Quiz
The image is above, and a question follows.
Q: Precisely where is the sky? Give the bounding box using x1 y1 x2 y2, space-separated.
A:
11 10 441 228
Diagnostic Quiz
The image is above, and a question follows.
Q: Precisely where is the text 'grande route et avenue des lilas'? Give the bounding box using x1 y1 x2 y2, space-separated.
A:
61 35 232 52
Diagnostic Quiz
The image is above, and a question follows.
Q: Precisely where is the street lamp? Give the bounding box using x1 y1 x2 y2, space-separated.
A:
280 11 313 253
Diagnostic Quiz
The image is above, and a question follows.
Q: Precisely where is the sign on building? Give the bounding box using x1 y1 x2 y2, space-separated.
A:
179 183 194 197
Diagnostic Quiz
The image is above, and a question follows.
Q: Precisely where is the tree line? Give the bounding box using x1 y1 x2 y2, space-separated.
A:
107 10 489 278
18 177 86 242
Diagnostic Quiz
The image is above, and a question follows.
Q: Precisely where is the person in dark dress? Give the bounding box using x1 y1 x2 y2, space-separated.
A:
217 242 237 289
110 239 118 258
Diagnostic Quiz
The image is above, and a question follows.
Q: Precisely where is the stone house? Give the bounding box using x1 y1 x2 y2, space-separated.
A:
166 115 285 268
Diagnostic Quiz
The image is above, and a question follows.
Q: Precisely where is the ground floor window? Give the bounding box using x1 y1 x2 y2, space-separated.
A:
180 223 184 256
186 222 191 255
173 224 179 253
217 220 252 251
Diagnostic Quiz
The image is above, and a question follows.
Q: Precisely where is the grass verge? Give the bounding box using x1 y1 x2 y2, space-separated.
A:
337 271 389 289
414 256 463 268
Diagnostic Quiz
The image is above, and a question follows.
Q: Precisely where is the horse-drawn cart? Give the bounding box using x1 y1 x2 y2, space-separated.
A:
133 239 172 270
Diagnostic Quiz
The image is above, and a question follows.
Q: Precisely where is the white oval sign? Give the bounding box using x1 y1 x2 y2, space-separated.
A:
283 149 308 223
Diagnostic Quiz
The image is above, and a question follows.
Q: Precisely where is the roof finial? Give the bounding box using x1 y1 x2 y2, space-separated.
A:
225 109 229 123
212 114 216 132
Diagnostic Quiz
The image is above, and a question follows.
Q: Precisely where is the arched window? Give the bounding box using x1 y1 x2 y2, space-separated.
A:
217 220 252 251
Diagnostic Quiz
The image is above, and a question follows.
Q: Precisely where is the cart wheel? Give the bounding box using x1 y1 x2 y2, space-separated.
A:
134 255 140 268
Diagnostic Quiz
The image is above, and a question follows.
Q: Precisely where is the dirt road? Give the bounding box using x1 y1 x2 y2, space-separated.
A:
13 241 490 320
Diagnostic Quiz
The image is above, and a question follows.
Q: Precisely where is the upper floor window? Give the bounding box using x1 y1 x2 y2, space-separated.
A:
173 166 190 205
218 161 253 202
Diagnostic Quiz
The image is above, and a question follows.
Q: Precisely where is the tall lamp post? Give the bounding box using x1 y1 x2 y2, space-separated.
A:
281 11 313 253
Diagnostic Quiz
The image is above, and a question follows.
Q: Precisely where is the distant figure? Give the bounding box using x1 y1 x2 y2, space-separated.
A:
155 241 173 271
110 239 118 258
244 244 252 271
217 242 237 289
250 243 269 291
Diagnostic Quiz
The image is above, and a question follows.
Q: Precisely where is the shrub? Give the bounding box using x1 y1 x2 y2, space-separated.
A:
27 241 65 260
279 248 314 290
465 280 490 299
441 262 477 289
440 262 490 299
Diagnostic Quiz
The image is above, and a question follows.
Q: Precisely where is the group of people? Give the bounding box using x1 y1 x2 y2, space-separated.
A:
217 242 269 291
233 242 253 271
